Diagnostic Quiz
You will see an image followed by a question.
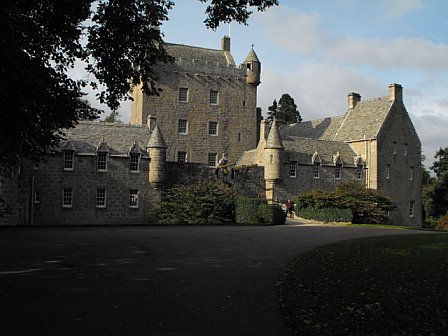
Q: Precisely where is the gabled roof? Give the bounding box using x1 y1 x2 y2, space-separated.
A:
279 116 345 141
163 43 235 66
333 96 392 141
60 121 150 157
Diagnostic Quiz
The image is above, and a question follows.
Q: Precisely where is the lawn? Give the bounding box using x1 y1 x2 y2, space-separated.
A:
279 233 448 335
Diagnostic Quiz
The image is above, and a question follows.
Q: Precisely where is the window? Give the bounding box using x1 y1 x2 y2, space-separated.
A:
96 189 106 208
313 163 320 179
238 132 241 142
64 151 74 170
179 87 188 102
393 142 397 155
34 191 41 204
289 161 297 178
335 164 342 179
386 165 390 180
129 189 139 208
129 153 139 172
33 162 40 170
404 143 408 156
62 188 73 208
270 154 274 164
409 200 415 217
208 153 217 167
178 119 188 134
97 152 108 171
177 151 187 163
210 90 219 105
409 167 414 181
209 121 218 136
356 166 363 180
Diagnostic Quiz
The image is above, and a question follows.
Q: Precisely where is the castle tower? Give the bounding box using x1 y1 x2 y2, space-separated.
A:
147 125 167 189
245 47 261 86
263 119 284 201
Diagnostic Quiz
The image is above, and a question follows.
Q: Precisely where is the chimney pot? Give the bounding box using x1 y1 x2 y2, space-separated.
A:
221 35 231 52
348 92 361 109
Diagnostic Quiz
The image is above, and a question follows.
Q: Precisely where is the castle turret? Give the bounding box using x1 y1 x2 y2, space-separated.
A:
147 125 167 189
263 119 284 201
245 47 261 86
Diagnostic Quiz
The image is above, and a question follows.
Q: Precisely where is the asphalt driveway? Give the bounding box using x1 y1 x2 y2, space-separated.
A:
0 222 423 336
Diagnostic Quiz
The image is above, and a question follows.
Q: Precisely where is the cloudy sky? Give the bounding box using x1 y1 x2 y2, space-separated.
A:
98 0 448 170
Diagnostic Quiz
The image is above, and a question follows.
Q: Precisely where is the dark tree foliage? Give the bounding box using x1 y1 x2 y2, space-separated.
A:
423 147 448 218
267 93 302 124
0 0 278 173
431 147 448 178
104 110 122 123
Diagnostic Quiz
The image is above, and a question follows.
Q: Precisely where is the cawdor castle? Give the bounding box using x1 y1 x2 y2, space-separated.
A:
0 37 422 227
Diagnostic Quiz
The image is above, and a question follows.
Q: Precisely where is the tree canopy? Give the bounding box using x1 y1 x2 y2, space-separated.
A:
0 0 278 173
423 146 448 218
267 93 302 124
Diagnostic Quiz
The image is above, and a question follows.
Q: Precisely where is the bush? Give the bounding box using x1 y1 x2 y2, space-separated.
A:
296 181 396 224
436 214 448 231
258 203 287 225
423 216 438 229
156 182 235 225
297 207 353 223
235 195 262 224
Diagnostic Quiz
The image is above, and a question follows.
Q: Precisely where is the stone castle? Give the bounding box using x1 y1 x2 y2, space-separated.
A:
0 36 421 227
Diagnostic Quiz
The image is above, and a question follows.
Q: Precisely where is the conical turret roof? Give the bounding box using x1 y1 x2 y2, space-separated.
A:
244 47 260 63
147 125 166 148
265 119 284 149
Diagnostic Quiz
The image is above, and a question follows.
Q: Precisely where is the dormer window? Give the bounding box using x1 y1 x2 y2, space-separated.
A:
64 151 74 170
313 163 320 179
129 153 140 172
335 164 342 179
97 152 108 171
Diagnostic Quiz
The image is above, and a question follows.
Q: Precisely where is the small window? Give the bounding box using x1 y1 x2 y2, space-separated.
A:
97 152 108 171
404 143 408 156
208 153 217 167
243 100 247 107
289 161 297 178
210 90 219 105
129 153 139 172
209 121 218 136
33 162 40 170
64 151 74 170
34 191 41 204
270 154 274 164
238 132 241 142
247 62 252 71
129 189 139 208
313 163 320 179
177 151 187 163
178 119 188 134
335 164 342 179
409 200 415 217
386 165 391 180
62 188 73 208
409 167 414 181
179 87 188 102
393 142 397 155
96 189 106 208
356 166 363 180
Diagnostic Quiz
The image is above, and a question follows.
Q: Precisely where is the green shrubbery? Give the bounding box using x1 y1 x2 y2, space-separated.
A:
296 181 396 224
297 207 353 223
436 213 448 231
155 183 286 225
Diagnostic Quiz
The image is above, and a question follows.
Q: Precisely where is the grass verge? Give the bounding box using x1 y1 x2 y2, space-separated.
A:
279 233 448 335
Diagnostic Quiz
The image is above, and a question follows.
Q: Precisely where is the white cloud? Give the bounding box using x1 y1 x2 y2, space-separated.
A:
379 0 423 19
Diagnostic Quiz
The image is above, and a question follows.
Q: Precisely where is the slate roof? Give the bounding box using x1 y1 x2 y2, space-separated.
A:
282 136 359 166
60 121 151 157
163 43 235 66
279 116 345 141
236 149 258 167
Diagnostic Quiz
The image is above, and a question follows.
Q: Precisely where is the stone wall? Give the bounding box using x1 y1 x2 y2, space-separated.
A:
0 173 23 226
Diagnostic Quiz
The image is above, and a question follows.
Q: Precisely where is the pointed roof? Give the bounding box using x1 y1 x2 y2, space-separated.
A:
244 47 260 63
147 125 166 148
265 119 284 149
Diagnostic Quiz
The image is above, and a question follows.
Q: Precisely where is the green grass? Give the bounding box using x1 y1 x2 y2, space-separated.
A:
279 233 448 335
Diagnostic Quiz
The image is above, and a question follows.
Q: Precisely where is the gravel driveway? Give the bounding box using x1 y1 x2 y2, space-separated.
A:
0 222 422 336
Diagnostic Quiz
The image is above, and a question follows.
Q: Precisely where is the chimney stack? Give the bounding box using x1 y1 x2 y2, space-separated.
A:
348 92 361 109
389 83 403 102
221 35 231 52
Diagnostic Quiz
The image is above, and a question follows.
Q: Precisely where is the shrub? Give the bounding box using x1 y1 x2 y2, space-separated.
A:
296 181 396 224
156 182 235 225
258 203 287 225
436 213 448 231
423 216 438 229
297 207 353 223
235 196 262 224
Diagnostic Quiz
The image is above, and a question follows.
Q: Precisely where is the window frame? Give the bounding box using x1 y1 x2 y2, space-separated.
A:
409 200 415 217
62 188 73 208
356 165 363 181
129 189 139 208
177 151 187 163
179 87 189 102
63 151 74 171
335 164 342 180
313 163 320 179
129 153 140 172
96 188 107 208
210 90 219 105
97 152 108 172
34 191 41 204
208 121 218 136
178 119 188 135
289 161 297 178
208 153 217 168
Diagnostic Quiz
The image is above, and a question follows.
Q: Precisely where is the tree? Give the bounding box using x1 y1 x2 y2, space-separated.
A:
267 94 302 124
431 147 448 178
0 0 278 173
104 110 122 123
423 147 448 218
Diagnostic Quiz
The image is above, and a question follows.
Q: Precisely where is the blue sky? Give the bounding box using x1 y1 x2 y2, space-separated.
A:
104 0 448 170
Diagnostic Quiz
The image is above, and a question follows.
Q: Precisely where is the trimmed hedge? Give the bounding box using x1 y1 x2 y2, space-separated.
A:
235 196 286 225
258 203 287 225
297 207 353 223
